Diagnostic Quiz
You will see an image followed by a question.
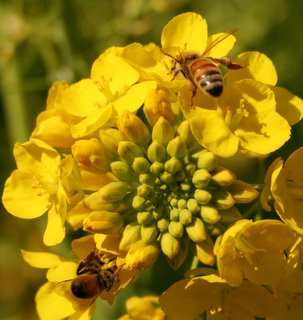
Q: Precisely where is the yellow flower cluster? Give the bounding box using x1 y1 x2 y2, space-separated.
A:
2 12 303 320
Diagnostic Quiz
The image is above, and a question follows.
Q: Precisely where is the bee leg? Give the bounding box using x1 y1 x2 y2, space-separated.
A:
212 56 244 69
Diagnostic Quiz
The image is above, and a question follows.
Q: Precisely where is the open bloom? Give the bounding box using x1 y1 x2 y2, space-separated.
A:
2 138 82 245
159 272 279 320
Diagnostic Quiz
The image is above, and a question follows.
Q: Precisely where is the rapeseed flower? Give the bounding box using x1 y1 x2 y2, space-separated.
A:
2 11 303 320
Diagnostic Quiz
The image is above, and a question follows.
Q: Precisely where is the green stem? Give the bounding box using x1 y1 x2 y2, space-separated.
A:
190 255 199 270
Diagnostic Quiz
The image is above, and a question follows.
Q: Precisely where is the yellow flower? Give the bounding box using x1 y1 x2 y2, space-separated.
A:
159 12 302 157
265 147 303 235
214 219 294 286
159 272 279 320
119 296 166 320
22 235 138 320
2 139 82 245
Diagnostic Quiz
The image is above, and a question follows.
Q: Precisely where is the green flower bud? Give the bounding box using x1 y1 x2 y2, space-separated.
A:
164 157 182 174
157 218 169 232
137 211 153 225
197 151 218 171
227 180 259 203
110 161 135 181
177 199 187 210
152 117 175 145
117 111 150 146
150 161 164 176
186 217 207 243
168 221 184 238
141 223 159 242
177 120 195 146
99 181 129 201
179 209 192 225
139 173 154 185
194 189 212 205
212 190 235 209
119 222 141 251
166 136 187 159
83 211 123 234
137 183 153 197
186 198 200 213
211 167 237 187
132 157 150 173
160 232 180 259
180 182 191 192
118 141 143 164
147 141 166 163
170 208 179 221
192 169 212 188
160 171 173 184
200 205 221 224
132 195 146 210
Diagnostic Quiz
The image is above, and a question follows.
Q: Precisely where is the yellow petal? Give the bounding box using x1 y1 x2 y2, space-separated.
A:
161 12 208 54
227 51 278 86
205 32 236 58
43 208 65 246
273 86 303 125
46 261 77 282
21 250 63 268
36 282 75 320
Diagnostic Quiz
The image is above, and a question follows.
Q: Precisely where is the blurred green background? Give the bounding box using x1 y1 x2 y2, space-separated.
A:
1 0 303 319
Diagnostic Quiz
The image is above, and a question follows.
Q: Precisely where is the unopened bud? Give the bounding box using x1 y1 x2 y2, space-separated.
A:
126 240 160 270
132 157 150 173
220 207 242 224
137 211 153 225
147 141 166 163
119 222 141 251
195 239 215 266
150 161 164 175
192 169 212 188
83 211 123 234
110 161 135 181
152 117 174 145
118 141 143 164
117 112 150 146
194 189 212 205
211 167 237 187
141 223 159 242
99 128 124 155
83 192 119 211
160 232 180 259
165 157 182 174
177 120 195 146
212 190 235 209
137 183 153 197
200 205 221 224
197 151 218 171
168 221 184 238
157 218 169 232
99 181 130 201
166 136 187 159
168 238 189 270
186 217 207 243
179 209 192 225
186 198 200 213
132 195 146 210
227 180 259 203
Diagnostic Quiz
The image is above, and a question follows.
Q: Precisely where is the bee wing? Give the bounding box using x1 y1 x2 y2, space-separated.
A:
203 29 239 57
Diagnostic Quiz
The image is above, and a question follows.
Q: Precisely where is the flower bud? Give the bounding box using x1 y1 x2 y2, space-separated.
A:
150 161 164 176
160 171 173 184
118 141 143 164
132 195 146 210
192 169 212 188
144 89 175 126
83 211 123 234
179 209 192 225
186 198 200 213
83 192 119 211
220 207 242 224
177 120 195 146
99 128 124 155
211 167 237 187
227 180 259 203
137 183 153 197
147 141 166 163
141 223 159 242
166 136 187 159
194 189 212 205
126 240 160 270
139 173 154 185
186 217 207 243
110 161 135 181
164 158 182 174
168 221 184 238
195 238 215 266
152 117 174 145
119 222 141 251
212 190 235 209
168 238 189 270
117 112 150 146
99 181 130 201
200 205 221 224
197 151 218 171
160 232 180 259
157 218 169 232
137 211 153 225
132 157 150 173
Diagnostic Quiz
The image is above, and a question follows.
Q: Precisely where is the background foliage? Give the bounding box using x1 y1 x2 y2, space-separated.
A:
1 0 303 319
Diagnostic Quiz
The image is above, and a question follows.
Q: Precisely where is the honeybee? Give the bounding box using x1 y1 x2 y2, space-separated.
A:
164 29 244 97
71 249 119 299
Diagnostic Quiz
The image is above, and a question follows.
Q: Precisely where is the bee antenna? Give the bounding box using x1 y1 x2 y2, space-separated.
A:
161 49 177 61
